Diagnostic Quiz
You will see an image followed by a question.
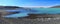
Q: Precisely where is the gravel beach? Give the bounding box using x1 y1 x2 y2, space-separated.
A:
0 14 60 24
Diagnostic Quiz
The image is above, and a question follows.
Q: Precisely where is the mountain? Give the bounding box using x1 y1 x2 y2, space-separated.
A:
50 5 60 8
0 6 21 10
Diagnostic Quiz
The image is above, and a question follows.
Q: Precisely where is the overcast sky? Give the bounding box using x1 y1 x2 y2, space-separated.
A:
0 0 60 7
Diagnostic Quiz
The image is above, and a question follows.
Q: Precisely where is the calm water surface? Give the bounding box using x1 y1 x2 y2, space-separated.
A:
3 8 60 18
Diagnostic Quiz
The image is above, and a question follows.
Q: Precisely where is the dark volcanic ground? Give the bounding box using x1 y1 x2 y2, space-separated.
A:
0 18 60 24
0 14 60 24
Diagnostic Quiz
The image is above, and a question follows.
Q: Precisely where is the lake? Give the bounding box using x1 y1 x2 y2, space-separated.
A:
3 8 60 18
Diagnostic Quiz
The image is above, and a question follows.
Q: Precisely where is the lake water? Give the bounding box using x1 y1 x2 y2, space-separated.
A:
3 8 60 18
30 8 60 14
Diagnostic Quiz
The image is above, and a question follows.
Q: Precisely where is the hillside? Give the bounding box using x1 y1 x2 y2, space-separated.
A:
50 5 60 8
0 6 21 10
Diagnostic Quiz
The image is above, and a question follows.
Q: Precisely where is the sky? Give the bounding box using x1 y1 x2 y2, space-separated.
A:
0 0 60 7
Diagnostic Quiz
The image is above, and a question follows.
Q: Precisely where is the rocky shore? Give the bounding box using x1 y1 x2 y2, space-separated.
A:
0 13 60 24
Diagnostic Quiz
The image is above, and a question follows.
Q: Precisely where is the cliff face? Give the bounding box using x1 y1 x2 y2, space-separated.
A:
50 5 60 8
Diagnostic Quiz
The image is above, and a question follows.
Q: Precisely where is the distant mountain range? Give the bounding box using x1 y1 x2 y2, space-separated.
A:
0 5 60 9
50 5 60 8
0 6 21 10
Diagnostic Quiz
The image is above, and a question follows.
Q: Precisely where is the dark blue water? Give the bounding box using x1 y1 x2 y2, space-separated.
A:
3 8 60 18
